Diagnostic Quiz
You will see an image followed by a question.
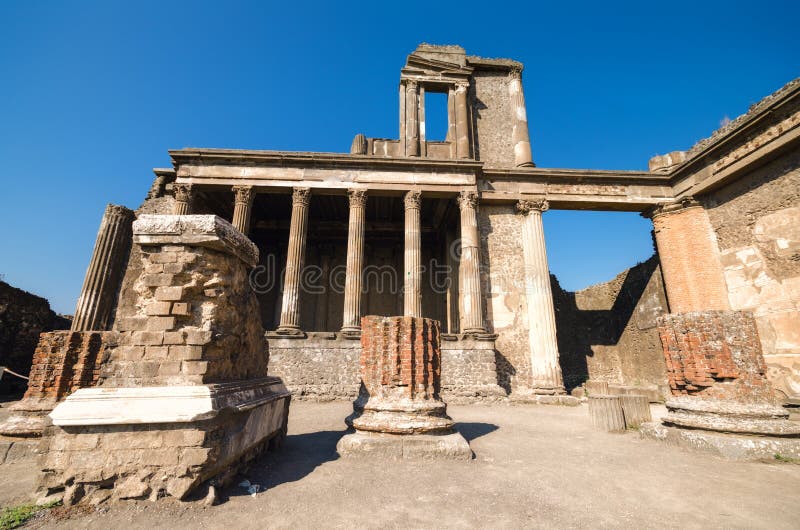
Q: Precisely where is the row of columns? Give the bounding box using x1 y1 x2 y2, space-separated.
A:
171 183 564 393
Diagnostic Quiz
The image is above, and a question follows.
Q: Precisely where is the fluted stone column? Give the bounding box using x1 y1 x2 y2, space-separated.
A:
405 81 420 157
517 199 565 394
71 204 135 331
454 82 471 159
277 187 311 334
231 185 254 235
342 189 367 335
172 183 194 215
509 68 534 167
404 190 422 317
457 191 485 334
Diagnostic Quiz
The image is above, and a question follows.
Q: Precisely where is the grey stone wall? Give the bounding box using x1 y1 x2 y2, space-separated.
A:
552 256 669 396
266 334 506 401
479 204 532 393
266 335 361 400
0 281 71 394
471 72 515 168
702 148 800 400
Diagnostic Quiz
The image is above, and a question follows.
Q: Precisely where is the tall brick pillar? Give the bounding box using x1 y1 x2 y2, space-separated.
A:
647 198 730 313
337 316 471 460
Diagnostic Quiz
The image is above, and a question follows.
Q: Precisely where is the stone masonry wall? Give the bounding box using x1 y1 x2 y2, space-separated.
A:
267 335 361 400
267 334 505 402
553 256 669 395
702 149 800 400
103 242 266 387
658 310 775 404
471 72 515 168
0 280 71 393
479 204 532 393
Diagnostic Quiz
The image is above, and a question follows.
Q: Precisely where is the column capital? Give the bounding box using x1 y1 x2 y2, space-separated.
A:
516 198 549 215
457 190 479 211
232 185 254 205
508 65 523 81
292 187 311 207
347 188 367 207
405 79 418 90
404 190 422 210
173 183 194 203
642 196 701 220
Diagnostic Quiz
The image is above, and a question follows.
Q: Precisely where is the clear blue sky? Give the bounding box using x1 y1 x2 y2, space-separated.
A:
0 1 797 314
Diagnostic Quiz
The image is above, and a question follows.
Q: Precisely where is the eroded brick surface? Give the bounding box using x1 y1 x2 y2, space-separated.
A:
658 311 774 403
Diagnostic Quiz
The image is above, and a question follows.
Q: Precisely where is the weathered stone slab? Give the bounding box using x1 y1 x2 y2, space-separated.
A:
337 431 471 461
133 215 258 267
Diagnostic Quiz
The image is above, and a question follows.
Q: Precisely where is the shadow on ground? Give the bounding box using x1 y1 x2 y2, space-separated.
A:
224 429 346 500
455 422 498 442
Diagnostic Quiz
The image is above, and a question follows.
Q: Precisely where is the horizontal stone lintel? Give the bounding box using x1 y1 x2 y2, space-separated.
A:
49 377 289 426
133 214 258 267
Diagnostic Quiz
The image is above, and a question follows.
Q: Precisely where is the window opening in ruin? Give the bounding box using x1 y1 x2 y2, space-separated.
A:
424 90 448 142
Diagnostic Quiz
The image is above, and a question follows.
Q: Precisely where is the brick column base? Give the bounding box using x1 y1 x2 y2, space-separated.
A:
656 310 799 437
337 316 471 460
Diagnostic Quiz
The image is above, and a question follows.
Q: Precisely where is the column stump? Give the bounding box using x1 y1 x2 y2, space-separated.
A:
337 316 471 460
588 395 626 433
620 395 652 428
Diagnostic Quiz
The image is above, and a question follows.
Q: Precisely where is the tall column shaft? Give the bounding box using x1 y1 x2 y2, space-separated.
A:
454 82 471 159
649 198 730 313
231 185 254 235
404 191 422 317
405 81 420 157
172 184 194 215
458 191 485 334
71 204 135 331
509 69 534 167
445 229 459 334
278 187 311 333
517 199 564 393
342 189 367 334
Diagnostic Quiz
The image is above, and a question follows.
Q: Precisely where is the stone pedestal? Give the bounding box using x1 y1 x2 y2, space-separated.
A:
337 316 471 460
640 310 800 460
38 215 291 503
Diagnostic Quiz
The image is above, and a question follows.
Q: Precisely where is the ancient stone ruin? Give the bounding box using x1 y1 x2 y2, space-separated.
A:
337 315 471 459
1 44 799 504
38 215 290 503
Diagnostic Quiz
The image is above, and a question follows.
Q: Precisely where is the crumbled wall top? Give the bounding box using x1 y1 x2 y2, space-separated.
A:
687 77 800 156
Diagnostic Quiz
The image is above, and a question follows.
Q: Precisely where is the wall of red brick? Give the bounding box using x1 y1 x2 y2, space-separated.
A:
24 331 112 400
652 205 730 313
658 310 775 403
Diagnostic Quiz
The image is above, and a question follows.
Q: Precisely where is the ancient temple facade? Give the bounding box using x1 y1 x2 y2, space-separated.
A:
70 44 800 404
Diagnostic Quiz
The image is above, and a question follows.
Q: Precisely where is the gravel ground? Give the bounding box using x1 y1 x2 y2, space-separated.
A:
3 400 799 529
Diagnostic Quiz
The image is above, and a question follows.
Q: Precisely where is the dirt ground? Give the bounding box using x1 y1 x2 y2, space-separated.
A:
4 401 800 529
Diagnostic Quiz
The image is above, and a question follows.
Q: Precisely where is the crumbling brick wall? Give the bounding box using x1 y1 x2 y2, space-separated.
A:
658 310 775 403
24 331 113 401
